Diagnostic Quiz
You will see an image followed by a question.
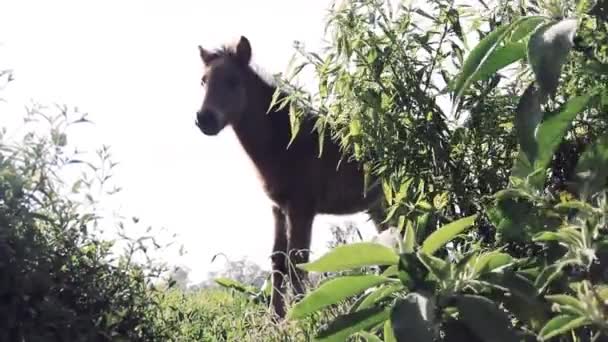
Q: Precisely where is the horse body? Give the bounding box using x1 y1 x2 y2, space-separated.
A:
195 36 385 318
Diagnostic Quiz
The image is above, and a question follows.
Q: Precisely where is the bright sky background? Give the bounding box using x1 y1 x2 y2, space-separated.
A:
0 0 379 283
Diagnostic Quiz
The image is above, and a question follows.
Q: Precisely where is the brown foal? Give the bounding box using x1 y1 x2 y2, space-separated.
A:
195 36 386 318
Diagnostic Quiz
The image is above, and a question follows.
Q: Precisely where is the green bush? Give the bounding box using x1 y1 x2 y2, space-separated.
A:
0 103 182 341
272 0 608 341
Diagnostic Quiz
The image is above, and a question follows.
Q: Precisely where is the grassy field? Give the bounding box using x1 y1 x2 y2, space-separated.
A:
158 287 335 341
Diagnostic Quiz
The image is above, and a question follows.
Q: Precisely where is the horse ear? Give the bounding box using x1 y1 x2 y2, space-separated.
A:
235 36 251 65
198 45 215 65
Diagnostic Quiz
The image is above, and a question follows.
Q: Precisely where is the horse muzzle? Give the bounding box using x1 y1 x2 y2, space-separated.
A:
196 109 222 136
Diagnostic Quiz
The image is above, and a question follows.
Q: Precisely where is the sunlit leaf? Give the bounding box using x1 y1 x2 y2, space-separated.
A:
298 242 399 273
356 282 404 311
509 16 550 42
545 294 586 316
451 21 513 106
472 252 513 275
533 93 594 173
403 220 416 254
538 315 590 341
421 214 477 255
451 16 548 111
467 42 526 84
288 275 392 319
356 331 383 342
384 320 397 342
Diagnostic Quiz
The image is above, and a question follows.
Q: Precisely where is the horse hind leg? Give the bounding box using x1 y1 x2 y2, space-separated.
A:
270 206 288 318
285 204 315 301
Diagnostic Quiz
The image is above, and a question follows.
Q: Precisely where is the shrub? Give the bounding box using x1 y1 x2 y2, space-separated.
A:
0 102 181 341
272 0 608 340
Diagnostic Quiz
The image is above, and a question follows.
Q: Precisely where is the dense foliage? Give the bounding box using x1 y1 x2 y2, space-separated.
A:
0 100 189 340
269 0 608 341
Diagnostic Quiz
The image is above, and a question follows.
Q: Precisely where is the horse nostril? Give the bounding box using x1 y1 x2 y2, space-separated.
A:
200 112 215 127
196 110 219 135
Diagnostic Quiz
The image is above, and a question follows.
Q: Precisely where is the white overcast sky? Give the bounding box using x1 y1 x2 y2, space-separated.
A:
0 0 379 283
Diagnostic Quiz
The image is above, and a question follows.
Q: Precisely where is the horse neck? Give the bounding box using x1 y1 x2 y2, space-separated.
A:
231 72 288 162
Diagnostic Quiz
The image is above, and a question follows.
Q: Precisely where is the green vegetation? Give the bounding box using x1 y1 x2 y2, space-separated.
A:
271 0 608 340
2 0 607 340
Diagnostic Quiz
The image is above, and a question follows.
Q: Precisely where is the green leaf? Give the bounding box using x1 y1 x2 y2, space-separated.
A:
314 305 390 342
473 252 514 276
350 119 362 137
511 149 535 180
509 16 550 42
545 294 586 316
382 179 393 204
390 293 435 342
356 282 405 311
288 103 301 148
417 252 450 281
433 192 449 210
528 18 578 96
455 294 519 342
384 320 397 342
533 227 583 247
395 178 414 202
596 285 608 301
416 212 431 241
494 187 535 202
535 259 579 293
514 83 544 167
356 331 383 342
403 220 416 254
451 16 548 110
421 214 477 255
538 315 590 340
574 133 608 197
288 275 392 319
533 93 594 172
381 265 399 278
554 200 597 214
298 242 399 273
468 42 526 84
451 22 513 106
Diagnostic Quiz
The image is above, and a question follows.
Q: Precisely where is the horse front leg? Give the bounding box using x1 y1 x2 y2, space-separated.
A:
270 206 288 318
285 205 315 300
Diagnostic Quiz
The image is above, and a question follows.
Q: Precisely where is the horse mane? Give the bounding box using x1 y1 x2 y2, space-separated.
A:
209 45 279 88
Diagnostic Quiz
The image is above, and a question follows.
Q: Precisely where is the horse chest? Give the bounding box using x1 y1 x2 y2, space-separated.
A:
253 158 316 207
